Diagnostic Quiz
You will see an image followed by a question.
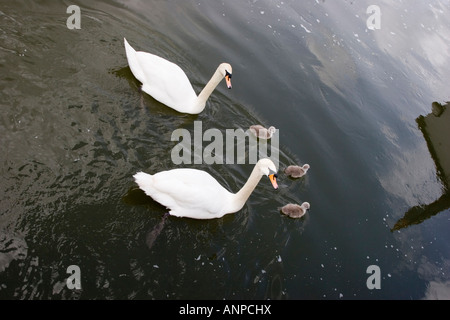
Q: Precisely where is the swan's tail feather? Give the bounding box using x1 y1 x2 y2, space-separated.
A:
124 38 146 84
133 171 154 194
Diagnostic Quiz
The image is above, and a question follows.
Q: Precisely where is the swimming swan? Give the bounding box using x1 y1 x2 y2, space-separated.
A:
280 202 310 218
133 158 278 219
124 38 232 114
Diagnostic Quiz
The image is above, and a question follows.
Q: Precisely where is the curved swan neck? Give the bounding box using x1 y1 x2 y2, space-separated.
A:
229 164 263 213
192 66 223 113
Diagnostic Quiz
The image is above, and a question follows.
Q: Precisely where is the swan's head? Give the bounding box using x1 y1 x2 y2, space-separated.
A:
301 202 311 210
257 158 278 189
268 126 277 135
303 164 310 170
219 63 232 89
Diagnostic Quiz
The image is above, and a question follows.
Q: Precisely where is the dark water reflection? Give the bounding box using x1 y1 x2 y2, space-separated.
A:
1 0 450 299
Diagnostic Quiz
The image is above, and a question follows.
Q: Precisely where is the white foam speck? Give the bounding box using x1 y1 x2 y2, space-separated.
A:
300 24 311 33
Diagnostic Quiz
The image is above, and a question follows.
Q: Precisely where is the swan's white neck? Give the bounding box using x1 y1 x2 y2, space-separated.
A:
192 66 223 113
227 164 264 213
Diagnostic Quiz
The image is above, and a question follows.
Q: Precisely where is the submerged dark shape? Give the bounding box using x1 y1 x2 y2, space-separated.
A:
121 187 170 249
146 212 170 250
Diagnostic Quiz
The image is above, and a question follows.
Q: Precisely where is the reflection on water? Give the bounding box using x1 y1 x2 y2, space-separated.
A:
393 193 450 232
417 102 450 191
0 231 27 273
393 102 450 231
423 280 450 300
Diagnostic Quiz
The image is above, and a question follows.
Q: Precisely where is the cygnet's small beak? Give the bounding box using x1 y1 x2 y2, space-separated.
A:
225 74 232 89
269 173 278 190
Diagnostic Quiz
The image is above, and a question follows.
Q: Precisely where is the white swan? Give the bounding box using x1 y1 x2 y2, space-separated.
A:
284 164 310 178
124 38 232 114
280 202 310 218
133 158 278 219
249 125 277 139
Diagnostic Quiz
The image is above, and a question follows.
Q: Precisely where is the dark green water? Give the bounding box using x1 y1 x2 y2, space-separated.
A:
1 0 449 300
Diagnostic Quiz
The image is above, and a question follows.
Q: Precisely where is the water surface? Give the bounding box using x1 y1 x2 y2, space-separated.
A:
1 0 450 299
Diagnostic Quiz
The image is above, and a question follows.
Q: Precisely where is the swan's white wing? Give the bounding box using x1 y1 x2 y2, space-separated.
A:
135 169 233 219
124 39 198 112
137 52 198 110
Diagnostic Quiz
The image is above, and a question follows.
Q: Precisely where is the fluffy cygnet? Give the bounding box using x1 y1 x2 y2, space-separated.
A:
284 164 310 178
249 125 277 139
280 202 310 218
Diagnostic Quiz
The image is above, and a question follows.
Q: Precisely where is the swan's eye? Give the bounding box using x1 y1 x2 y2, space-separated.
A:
225 70 232 78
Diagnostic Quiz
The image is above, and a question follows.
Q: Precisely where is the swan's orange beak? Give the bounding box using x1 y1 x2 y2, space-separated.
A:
225 71 232 89
269 174 278 190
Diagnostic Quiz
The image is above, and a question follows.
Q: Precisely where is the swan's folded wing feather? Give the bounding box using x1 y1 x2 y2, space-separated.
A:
149 169 232 217
135 52 197 111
